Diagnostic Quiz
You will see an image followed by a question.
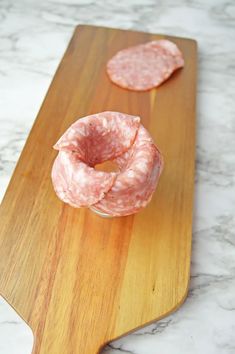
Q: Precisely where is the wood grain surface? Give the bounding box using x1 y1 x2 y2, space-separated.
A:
0 25 197 354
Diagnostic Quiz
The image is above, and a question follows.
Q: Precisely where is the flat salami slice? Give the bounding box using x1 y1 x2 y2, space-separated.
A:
54 112 140 166
93 126 163 216
51 151 116 207
107 39 184 91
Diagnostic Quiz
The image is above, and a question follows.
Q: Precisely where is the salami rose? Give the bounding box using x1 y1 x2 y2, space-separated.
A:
51 112 163 217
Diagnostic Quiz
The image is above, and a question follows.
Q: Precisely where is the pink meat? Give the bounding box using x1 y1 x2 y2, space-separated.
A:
51 151 116 207
93 126 163 216
52 112 163 216
107 39 184 91
54 111 140 166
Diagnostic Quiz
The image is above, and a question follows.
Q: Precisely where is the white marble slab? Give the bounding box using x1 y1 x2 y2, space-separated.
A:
0 0 235 353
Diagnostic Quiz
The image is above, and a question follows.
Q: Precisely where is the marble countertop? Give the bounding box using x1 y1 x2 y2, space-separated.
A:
0 0 235 353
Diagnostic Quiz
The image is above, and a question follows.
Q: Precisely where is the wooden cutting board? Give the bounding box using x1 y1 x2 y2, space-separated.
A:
0 25 197 353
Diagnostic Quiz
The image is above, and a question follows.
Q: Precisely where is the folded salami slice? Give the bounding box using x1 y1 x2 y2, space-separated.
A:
107 39 184 91
93 126 163 216
51 112 163 217
54 111 140 166
51 151 116 207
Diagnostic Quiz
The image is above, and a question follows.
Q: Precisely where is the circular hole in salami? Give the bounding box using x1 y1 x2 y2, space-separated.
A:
107 40 184 91
51 111 163 217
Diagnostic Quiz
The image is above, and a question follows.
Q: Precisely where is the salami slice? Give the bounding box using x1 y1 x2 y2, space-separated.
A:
51 112 163 216
93 126 163 216
54 111 140 166
107 39 184 91
51 151 116 207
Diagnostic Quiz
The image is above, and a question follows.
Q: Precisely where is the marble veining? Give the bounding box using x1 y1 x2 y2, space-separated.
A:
0 0 235 353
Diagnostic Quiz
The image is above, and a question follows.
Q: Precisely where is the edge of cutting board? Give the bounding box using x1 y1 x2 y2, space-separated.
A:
0 25 197 353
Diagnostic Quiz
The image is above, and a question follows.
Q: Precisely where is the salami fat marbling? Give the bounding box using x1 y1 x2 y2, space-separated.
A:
51 112 163 217
107 40 184 91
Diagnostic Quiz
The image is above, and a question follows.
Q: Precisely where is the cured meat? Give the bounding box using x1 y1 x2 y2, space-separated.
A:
107 39 184 91
54 111 140 166
93 126 163 216
51 151 116 207
51 111 163 216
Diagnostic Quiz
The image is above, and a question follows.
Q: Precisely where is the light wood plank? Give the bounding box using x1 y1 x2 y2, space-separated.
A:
0 25 197 353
